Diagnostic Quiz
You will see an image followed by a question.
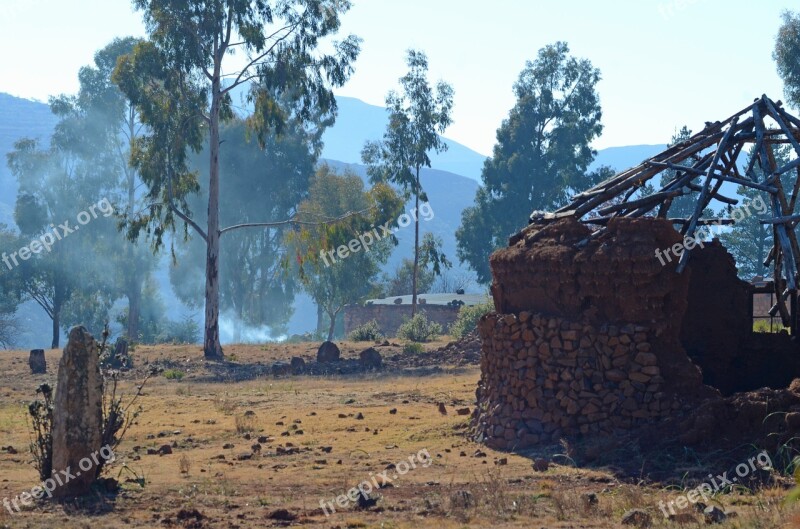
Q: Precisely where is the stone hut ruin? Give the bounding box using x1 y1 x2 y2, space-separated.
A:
474 96 800 450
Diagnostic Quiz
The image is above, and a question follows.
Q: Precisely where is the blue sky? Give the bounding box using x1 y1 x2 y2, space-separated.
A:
0 0 795 155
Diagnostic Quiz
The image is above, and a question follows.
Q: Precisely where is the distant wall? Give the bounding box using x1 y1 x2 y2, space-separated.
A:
344 304 461 337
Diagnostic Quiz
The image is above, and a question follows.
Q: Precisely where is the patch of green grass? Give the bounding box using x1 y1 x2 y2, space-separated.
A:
403 342 425 354
163 369 185 381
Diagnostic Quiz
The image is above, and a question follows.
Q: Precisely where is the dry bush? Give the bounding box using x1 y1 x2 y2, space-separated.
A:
235 413 257 434
179 455 191 475
214 395 237 415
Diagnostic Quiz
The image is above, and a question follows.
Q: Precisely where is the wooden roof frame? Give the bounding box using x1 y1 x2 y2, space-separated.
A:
529 95 800 325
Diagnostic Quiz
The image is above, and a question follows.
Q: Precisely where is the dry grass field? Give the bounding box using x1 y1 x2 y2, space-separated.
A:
0 341 798 528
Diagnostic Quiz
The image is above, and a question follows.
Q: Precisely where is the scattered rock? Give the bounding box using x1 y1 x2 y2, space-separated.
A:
317 341 341 363
267 509 297 521
532 458 550 472
271 362 291 377
621 509 651 528
456 407 471 416
449 490 475 509
290 357 306 375
583 492 598 506
158 444 173 455
703 506 727 524
668 512 697 524
359 348 383 370
29 349 46 374
437 403 447 415
356 490 379 510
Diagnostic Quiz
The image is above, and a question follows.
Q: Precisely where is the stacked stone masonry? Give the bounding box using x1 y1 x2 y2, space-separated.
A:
475 311 688 450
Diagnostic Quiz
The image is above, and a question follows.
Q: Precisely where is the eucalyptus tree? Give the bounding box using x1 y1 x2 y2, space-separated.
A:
115 0 360 358
456 42 603 283
362 50 454 315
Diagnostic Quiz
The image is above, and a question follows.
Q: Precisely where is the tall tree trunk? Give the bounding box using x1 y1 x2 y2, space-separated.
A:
316 304 324 337
411 167 421 317
51 311 60 350
327 310 337 342
204 58 223 360
125 105 141 341
127 275 141 340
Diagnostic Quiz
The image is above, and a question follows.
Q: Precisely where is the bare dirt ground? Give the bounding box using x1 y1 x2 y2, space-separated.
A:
0 340 798 528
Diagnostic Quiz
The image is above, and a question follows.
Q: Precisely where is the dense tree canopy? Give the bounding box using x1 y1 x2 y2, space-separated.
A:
456 42 604 283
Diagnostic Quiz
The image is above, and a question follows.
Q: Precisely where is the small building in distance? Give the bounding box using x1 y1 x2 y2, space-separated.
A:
344 293 487 337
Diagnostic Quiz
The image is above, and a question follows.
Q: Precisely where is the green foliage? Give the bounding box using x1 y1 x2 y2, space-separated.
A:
167 116 320 333
7 135 117 348
456 42 603 284
378 258 435 298
362 49 454 306
163 369 186 381
288 165 404 341
116 279 169 344
0 224 21 348
348 320 385 342
396 312 442 343
450 298 494 340
156 316 201 345
403 342 424 354
754 320 788 333
117 0 362 358
27 383 54 481
775 10 800 109
720 145 792 279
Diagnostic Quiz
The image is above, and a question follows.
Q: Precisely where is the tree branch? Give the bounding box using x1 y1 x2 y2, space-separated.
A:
219 207 376 237
221 23 300 95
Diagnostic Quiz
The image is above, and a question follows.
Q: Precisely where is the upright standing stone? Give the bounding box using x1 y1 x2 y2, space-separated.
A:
51 327 103 497
29 349 46 374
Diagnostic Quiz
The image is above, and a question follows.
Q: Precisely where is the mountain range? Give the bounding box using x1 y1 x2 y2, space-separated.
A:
0 91 671 343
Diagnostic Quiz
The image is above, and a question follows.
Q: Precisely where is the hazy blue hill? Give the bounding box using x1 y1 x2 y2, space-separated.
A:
590 144 667 172
321 97 488 182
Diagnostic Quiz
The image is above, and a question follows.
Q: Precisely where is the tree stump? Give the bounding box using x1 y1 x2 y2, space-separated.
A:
29 349 46 374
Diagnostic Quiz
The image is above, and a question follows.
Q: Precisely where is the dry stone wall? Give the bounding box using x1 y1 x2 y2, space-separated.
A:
474 311 697 449
474 217 721 449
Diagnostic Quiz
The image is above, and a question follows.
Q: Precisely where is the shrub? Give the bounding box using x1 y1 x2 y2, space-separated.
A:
348 320 385 342
403 342 424 354
27 383 54 481
397 312 442 343
235 413 257 434
163 369 185 381
27 328 153 481
450 298 494 340
156 316 201 345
